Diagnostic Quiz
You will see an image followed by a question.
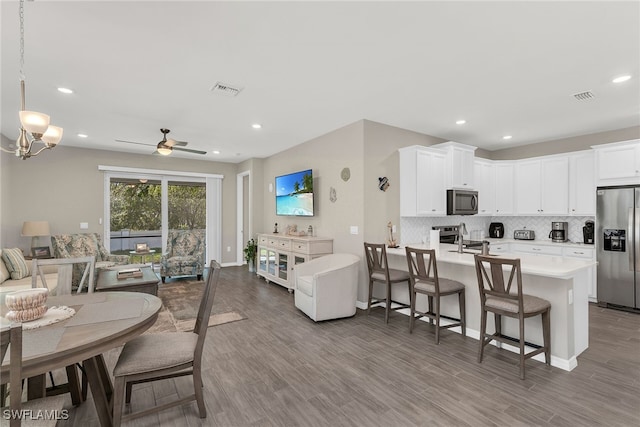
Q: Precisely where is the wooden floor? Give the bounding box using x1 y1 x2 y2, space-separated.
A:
58 265 640 426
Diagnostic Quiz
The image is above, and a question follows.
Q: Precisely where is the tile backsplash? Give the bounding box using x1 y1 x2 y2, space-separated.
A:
401 215 594 245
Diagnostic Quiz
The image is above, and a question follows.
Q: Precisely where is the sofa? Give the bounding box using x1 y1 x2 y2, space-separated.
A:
50 233 129 286
294 253 360 322
0 248 59 307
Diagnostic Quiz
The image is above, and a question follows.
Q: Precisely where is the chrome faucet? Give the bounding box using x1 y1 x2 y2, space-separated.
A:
457 222 467 253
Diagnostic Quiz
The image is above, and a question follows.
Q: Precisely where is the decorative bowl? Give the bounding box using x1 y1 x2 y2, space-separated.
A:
5 288 49 311
5 305 48 322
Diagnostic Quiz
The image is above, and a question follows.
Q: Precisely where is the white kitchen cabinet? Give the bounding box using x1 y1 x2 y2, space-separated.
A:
562 246 597 302
474 159 495 215
515 156 569 215
569 150 596 216
257 234 333 291
593 139 640 186
489 242 510 253
432 141 477 189
512 243 563 256
399 146 446 216
494 162 515 215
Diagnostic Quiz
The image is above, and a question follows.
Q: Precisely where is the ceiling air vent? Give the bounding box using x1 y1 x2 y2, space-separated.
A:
573 91 595 101
210 82 243 97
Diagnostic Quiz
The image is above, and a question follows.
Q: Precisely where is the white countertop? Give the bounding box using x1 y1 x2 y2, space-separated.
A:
482 238 595 249
387 243 596 279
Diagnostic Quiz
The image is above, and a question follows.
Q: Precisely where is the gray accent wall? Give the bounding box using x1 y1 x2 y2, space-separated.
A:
489 126 640 160
2 121 638 303
0 144 239 263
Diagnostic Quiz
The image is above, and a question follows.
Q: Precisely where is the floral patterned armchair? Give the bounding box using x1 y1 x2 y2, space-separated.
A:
51 233 130 286
160 230 206 282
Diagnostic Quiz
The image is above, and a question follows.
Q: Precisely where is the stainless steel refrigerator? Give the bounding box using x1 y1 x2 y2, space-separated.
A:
596 185 640 310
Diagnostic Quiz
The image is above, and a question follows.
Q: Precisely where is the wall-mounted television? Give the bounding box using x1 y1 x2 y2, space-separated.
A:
275 169 314 216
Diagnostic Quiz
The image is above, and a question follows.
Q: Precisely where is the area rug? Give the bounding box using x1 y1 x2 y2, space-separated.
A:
146 279 246 333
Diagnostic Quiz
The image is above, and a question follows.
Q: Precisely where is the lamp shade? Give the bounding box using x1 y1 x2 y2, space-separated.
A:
41 125 63 145
157 146 172 156
19 111 50 135
21 221 50 237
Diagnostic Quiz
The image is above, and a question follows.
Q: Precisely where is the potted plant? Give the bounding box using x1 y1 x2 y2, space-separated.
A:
244 238 257 272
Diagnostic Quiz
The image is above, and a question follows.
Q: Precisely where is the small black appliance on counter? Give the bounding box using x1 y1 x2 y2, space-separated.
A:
583 220 595 244
489 222 504 238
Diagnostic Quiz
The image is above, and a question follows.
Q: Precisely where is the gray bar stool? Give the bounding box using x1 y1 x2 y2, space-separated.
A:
363 242 410 323
474 254 551 380
405 247 466 344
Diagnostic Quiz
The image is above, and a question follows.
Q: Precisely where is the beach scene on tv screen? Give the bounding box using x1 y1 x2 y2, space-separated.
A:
276 170 314 216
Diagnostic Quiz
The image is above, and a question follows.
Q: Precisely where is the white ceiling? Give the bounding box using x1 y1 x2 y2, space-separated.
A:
1 1 639 163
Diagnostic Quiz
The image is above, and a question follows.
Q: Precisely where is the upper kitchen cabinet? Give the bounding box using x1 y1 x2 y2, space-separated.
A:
593 139 640 186
432 142 477 189
569 150 596 216
399 145 447 216
494 162 515 215
474 159 496 215
515 156 569 215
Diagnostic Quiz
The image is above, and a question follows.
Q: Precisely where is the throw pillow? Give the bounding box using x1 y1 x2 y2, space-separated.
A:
1 248 31 280
0 250 11 284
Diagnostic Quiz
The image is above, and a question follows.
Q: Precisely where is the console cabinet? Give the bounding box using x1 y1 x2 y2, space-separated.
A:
256 233 333 292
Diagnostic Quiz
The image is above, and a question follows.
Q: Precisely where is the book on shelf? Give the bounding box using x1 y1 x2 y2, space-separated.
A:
117 268 143 279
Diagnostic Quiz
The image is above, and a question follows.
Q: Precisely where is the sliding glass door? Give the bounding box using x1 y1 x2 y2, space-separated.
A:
103 168 220 266
109 178 162 262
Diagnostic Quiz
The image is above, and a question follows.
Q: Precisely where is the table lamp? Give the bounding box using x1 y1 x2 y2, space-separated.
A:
21 221 50 255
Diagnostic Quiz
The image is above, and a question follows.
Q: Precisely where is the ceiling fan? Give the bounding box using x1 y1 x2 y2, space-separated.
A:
116 128 207 156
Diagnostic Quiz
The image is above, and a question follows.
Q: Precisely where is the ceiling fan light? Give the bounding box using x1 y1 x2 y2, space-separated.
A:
19 110 50 135
157 145 172 155
41 125 63 146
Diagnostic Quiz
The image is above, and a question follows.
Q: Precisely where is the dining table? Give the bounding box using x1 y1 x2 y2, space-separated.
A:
1 291 162 426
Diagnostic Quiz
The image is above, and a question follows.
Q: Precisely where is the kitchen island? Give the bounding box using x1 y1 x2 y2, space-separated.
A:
384 243 596 371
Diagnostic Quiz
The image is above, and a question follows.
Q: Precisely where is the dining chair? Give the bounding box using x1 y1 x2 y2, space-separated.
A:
363 242 411 323
111 260 221 426
405 247 465 344
31 256 96 405
1 321 67 427
32 256 96 294
474 254 551 380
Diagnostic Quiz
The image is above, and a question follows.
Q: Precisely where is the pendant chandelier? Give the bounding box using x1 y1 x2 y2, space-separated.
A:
1 0 63 160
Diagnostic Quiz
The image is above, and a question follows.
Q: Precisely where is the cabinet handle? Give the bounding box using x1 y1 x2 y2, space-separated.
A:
574 251 584 255
533 248 541 251
432 209 436 211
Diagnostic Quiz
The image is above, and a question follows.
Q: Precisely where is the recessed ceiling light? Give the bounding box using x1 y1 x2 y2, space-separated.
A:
77 133 88 138
251 123 262 129
612 75 631 83
503 135 512 140
57 87 73 94
456 120 466 125
213 150 220 154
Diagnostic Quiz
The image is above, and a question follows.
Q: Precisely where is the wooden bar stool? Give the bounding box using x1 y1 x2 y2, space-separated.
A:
363 242 410 323
405 247 465 344
474 254 551 380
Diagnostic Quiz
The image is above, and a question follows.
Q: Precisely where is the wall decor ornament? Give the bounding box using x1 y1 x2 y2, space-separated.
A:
341 167 351 182
378 177 390 192
329 187 337 203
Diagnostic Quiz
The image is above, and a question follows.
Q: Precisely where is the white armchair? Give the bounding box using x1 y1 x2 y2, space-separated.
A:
294 253 360 322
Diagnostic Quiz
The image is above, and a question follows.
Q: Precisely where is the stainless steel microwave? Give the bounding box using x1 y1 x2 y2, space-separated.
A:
446 189 478 215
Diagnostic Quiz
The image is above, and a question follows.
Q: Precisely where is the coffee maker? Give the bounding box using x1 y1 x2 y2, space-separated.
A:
549 221 569 242
583 220 595 244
